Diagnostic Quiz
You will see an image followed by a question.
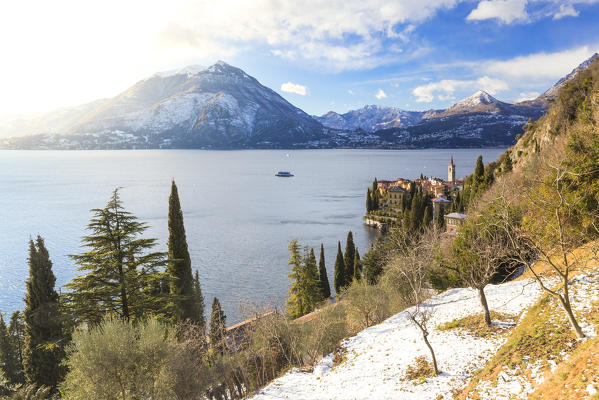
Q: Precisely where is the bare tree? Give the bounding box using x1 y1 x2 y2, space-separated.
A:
497 164 599 338
383 228 440 375
442 210 517 326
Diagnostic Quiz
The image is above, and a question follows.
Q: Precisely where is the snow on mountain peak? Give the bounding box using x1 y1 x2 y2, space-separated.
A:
451 90 498 108
153 65 206 78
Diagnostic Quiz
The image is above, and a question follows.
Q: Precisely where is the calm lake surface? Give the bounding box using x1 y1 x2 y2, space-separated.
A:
0 149 504 323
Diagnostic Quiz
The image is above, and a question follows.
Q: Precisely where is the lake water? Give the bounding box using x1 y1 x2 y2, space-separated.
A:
0 148 504 323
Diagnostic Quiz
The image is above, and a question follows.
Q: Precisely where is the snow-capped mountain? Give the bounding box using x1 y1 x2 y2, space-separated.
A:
314 105 425 132
0 61 325 148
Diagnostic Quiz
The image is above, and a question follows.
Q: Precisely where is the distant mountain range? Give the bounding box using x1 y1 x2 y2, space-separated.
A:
1 53 597 149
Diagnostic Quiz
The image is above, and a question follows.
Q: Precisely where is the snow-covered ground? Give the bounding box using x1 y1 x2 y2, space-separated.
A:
250 279 545 400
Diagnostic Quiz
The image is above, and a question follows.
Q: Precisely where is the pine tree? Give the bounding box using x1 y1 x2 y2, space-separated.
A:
23 237 65 389
67 189 167 324
167 180 201 324
7 311 24 384
302 248 321 311
317 244 331 299
344 231 356 285
353 249 362 280
192 271 206 330
286 240 304 318
0 314 20 385
334 241 346 295
209 298 226 354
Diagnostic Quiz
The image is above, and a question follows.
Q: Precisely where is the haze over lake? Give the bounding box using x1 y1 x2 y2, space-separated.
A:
0 149 504 323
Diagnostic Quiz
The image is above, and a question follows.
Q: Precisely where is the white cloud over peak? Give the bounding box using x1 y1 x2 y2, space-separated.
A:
375 89 388 99
467 0 528 24
516 91 541 101
412 76 508 102
281 82 308 95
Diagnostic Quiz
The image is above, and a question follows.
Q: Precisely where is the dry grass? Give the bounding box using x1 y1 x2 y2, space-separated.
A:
437 311 518 338
528 336 599 400
403 356 435 382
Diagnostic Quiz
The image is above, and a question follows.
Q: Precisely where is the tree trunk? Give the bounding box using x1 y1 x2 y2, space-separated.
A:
477 286 491 326
558 294 585 338
422 333 439 376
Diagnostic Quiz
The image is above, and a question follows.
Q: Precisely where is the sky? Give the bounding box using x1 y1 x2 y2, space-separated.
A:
1 0 599 117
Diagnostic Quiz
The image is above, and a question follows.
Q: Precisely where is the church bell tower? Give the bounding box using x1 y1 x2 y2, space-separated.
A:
448 156 455 183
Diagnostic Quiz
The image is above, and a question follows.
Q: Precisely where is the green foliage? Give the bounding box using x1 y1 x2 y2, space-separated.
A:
285 241 321 318
61 317 177 400
167 181 204 326
317 244 331 299
333 241 346 295
23 237 65 390
0 316 20 386
66 189 168 325
353 248 362 280
343 231 356 285
7 312 24 385
209 298 227 354
362 241 387 285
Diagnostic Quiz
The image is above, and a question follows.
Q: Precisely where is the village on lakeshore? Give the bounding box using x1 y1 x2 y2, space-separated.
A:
365 156 467 234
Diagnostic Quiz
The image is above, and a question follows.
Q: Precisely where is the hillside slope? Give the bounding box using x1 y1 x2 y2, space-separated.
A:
250 279 546 400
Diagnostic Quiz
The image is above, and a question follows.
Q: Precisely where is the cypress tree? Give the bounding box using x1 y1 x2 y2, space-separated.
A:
333 241 346 294
192 271 206 330
353 249 362 280
436 205 446 230
8 311 24 384
344 231 355 285
67 189 167 324
167 180 201 324
317 244 331 299
0 314 20 385
423 205 432 227
23 236 65 389
366 188 372 212
209 298 226 354
372 178 378 194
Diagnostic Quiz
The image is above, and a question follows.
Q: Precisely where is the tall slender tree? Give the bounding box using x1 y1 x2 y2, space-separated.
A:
303 248 322 310
286 240 304 318
333 241 346 295
0 314 20 385
209 298 226 354
366 188 372 212
344 231 356 285
167 180 202 324
353 248 362 280
67 189 167 324
8 311 25 384
192 271 206 330
23 236 65 389
317 244 331 299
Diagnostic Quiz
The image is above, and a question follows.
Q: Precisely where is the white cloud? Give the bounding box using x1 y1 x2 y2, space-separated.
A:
348 90 354 95
281 82 307 95
467 0 528 24
375 89 388 99
412 76 508 102
160 0 458 71
552 3 579 19
482 45 597 81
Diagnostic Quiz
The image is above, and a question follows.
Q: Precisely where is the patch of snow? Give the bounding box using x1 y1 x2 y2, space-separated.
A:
250 279 544 400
